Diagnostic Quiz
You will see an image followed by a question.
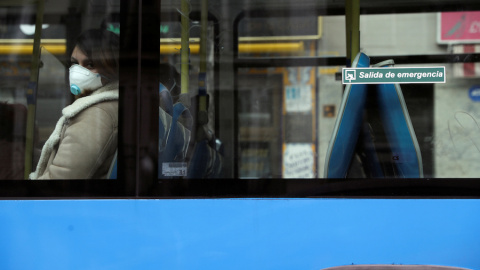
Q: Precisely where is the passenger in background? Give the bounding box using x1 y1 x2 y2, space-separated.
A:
30 29 119 179
159 63 181 104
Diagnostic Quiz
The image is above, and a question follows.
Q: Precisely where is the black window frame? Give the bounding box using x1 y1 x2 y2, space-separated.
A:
0 0 161 198
148 1 480 198
2 0 480 199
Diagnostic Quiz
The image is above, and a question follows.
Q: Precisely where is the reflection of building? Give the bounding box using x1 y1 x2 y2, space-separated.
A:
237 72 283 178
0 61 30 105
237 66 317 179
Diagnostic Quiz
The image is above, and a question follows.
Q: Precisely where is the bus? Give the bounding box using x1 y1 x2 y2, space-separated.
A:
1 0 480 269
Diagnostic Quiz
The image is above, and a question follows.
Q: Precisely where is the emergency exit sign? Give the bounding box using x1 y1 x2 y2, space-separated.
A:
342 67 446 84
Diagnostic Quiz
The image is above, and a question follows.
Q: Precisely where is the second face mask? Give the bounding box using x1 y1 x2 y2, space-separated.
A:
69 64 103 95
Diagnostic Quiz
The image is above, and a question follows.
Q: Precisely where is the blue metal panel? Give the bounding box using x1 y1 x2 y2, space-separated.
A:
1 199 479 270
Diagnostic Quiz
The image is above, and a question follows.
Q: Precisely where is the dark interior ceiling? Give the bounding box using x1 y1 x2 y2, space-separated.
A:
2 0 480 22
168 0 480 15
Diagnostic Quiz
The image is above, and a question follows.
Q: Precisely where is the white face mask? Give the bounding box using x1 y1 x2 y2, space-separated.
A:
69 64 103 95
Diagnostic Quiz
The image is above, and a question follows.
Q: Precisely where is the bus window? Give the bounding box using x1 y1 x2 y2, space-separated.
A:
1 0 480 196
156 9 220 179
229 7 480 181
0 1 124 180
0 3 37 179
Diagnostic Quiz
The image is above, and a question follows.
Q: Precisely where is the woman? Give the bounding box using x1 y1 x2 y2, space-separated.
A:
30 29 119 179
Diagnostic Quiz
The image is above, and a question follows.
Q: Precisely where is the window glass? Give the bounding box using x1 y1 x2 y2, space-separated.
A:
0 0 121 180
157 9 218 179
1 0 480 197
0 4 38 179
230 7 480 180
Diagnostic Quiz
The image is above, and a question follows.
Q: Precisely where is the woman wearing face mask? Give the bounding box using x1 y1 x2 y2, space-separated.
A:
30 29 119 179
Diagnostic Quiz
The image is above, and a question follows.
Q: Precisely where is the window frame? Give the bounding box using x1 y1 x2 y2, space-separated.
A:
2 0 480 199
0 0 161 198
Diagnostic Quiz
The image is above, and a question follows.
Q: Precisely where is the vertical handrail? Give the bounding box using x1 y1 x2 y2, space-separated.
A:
199 0 208 74
181 0 190 94
24 0 45 179
197 0 209 130
345 0 360 67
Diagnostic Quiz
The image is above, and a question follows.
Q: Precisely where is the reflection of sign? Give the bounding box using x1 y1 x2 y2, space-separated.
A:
162 162 187 177
286 67 313 112
283 144 314 178
469 85 480 102
160 25 169 34
0 62 30 77
160 22 200 39
438 11 480 44
285 84 312 112
240 143 270 178
342 67 446 84
106 23 120 35
453 44 480 78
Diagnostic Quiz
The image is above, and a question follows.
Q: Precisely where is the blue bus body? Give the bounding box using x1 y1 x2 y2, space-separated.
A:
1 199 479 270
2 1 480 270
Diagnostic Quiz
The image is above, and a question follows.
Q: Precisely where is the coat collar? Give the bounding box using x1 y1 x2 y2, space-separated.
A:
62 82 119 118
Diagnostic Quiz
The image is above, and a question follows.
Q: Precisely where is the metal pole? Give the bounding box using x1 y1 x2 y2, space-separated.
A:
345 0 360 67
24 0 45 179
199 0 207 73
198 0 208 120
181 0 190 94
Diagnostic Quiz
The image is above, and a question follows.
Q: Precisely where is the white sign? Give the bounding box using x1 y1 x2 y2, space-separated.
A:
342 67 446 84
285 84 312 112
283 143 314 178
162 162 187 177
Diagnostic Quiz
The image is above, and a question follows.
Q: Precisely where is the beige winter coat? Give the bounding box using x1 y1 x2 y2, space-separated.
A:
30 82 118 179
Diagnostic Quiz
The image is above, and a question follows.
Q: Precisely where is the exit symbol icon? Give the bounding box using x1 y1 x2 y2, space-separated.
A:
345 70 356 82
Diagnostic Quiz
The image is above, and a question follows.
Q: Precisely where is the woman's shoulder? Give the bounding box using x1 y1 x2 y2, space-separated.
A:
90 100 118 120
69 102 118 131
81 100 118 118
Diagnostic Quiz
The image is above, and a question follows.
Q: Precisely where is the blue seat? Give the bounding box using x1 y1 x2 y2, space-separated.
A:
324 52 423 178
375 61 423 178
158 99 192 178
324 52 370 178
187 135 223 179
108 87 192 179
107 151 117 179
